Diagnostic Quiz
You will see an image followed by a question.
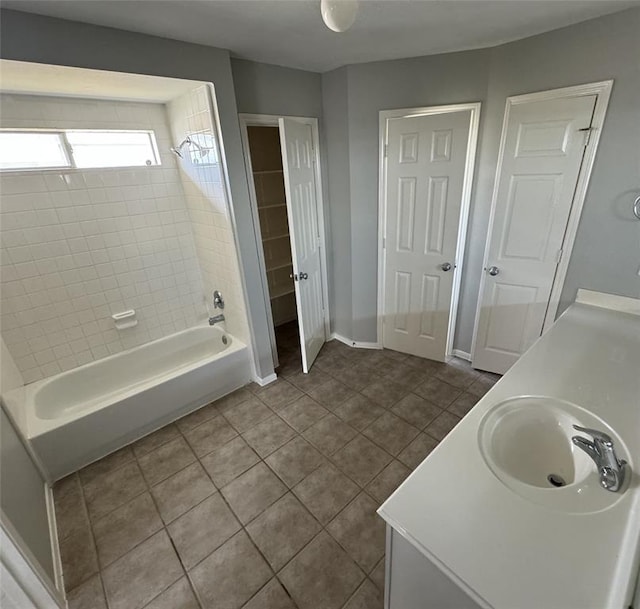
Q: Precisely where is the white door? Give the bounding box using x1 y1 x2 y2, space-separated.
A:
472 94 597 374
382 110 472 361
279 118 325 372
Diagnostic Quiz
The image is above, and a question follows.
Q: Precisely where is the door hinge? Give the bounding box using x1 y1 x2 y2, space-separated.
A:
384 144 388 158
555 248 563 264
382 237 386 249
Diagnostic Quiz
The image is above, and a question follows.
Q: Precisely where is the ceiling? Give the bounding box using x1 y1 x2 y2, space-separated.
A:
3 0 638 72
0 60 203 102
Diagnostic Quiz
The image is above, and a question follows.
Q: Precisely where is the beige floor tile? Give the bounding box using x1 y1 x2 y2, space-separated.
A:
326 493 385 572
447 391 479 417
278 395 329 432
293 463 358 524
168 493 241 570
397 433 439 469
305 378 355 411
214 387 254 413
132 423 180 458
242 578 296 609
221 462 287 524
93 492 163 567
302 414 357 455
199 436 260 488
242 416 297 458
256 379 304 410
143 577 199 609
53 473 91 541
67 574 106 609
362 412 420 456
59 525 98 591
189 530 272 609
414 377 461 408
278 531 364 609
175 402 219 433
82 460 146 522
436 361 478 389
151 462 216 523
343 578 384 609
391 393 443 429
287 368 331 393
265 436 326 487
370 558 386 591
137 436 196 486
102 530 182 609
182 414 238 457
365 460 411 504
79 446 135 487
425 411 462 441
334 394 385 431
222 396 273 433
330 364 380 392
331 435 392 487
246 493 321 571
384 365 429 390
360 379 409 409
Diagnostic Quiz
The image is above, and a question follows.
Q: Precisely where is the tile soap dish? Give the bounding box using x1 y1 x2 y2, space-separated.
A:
112 309 137 330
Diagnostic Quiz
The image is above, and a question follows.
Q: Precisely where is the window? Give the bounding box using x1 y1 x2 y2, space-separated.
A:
0 132 70 170
0 129 160 171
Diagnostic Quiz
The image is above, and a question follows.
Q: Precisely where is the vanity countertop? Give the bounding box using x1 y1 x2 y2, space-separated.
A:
378 293 640 609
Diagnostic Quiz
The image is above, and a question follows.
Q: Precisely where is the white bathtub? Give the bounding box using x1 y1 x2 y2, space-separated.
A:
3 325 251 481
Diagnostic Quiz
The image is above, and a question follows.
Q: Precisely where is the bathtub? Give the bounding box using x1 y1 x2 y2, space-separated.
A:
3 325 251 481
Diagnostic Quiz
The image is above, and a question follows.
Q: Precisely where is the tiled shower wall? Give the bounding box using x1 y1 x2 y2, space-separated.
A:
167 86 250 344
0 94 206 383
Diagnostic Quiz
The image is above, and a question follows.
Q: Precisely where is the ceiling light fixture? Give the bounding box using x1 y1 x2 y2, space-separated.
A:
321 0 359 33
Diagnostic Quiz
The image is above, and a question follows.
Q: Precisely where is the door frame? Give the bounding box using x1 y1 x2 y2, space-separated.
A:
238 114 331 367
377 103 482 358
470 80 613 363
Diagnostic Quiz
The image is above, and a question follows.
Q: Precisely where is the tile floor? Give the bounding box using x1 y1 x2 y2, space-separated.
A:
54 321 499 609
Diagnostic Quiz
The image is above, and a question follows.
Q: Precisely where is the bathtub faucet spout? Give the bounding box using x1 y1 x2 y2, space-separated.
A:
209 314 225 326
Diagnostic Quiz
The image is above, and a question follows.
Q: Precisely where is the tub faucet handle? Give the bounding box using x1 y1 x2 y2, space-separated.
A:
213 290 224 310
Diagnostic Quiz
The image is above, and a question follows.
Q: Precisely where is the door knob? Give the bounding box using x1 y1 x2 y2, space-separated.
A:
290 273 298 281
440 262 452 272
487 266 500 276
299 272 309 280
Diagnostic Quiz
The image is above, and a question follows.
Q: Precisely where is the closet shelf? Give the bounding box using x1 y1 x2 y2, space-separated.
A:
266 261 293 272
270 286 295 299
262 233 289 242
253 169 284 175
258 203 287 210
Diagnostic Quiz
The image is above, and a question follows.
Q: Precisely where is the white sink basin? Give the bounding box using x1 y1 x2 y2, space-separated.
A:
478 396 628 513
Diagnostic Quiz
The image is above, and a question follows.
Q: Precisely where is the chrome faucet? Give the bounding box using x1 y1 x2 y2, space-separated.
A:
571 425 627 493
209 313 225 326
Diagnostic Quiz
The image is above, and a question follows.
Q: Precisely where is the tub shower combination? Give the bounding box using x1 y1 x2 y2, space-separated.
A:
4 325 251 480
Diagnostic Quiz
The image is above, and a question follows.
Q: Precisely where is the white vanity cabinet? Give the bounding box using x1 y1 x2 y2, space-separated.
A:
378 292 640 609
385 527 484 609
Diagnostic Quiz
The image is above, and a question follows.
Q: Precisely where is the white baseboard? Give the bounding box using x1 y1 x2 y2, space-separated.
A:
330 333 382 350
45 485 65 595
451 349 472 361
252 372 278 387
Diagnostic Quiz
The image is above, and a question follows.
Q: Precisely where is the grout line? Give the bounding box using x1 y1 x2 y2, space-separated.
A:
57 341 484 608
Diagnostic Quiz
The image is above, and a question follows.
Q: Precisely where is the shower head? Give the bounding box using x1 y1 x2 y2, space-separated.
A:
170 136 205 159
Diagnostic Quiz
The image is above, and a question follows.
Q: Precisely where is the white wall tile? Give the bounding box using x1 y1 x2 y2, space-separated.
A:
0 93 209 382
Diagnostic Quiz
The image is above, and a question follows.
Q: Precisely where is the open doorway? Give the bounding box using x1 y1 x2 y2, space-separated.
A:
240 114 330 374
246 125 299 367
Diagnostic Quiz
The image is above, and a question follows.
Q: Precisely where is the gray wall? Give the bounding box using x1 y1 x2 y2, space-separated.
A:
1 406 54 583
0 8 275 379
231 58 323 117
322 7 640 351
321 68 352 337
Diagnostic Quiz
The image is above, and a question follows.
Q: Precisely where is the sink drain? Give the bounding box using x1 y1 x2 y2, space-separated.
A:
547 473 566 488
